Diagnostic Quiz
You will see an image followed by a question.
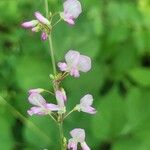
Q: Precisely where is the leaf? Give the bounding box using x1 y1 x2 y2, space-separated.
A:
92 86 126 141
0 114 15 150
24 116 58 149
128 68 150 87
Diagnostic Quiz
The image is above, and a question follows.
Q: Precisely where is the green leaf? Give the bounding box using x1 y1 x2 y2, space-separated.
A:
92 86 126 141
128 68 150 87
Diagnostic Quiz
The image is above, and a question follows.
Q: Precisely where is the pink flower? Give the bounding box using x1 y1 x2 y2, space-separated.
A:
60 0 82 25
76 94 97 114
22 12 50 40
34 12 50 26
58 50 91 77
22 20 39 28
27 93 59 116
41 32 48 41
68 128 90 150
55 89 67 113
28 88 44 95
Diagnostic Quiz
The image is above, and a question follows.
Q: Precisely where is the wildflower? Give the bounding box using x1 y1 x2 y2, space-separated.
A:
75 94 97 114
55 89 67 113
22 11 51 40
68 128 90 150
27 93 59 116
60 0 82 25
58 50 91 77
28 88 44 95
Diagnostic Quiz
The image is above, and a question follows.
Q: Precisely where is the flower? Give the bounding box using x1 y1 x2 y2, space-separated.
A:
27 93 59 116
60 0 82 25
75 94 97 114
28 88 44 95
55 89 67 113
22 11 51 40
68 128 90 150
58 50 91 77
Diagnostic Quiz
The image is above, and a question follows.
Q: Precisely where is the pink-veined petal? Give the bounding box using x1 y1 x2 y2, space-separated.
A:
28 93 46 107
22 20 38 28
35 11 50 25
81 142 91 150
78 55 91 72
65 50 80 68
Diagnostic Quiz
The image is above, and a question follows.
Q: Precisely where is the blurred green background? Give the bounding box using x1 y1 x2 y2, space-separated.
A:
0 0 150 149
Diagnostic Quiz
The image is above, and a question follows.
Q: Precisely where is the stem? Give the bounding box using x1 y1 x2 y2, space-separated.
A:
44 89 54 95
48 34 57 76
45 0 57 76
58 121 64 150
64 109 75 119
48 113 57 123
52 18 62 27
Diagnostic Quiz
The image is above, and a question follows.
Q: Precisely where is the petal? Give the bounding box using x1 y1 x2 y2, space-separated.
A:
70 68 80 77
63 0 82 19
81 142 91 150
65 18 75 25
70 128 85 142
65 50 80 68
46 103 60 111
80 94 93 107
28 93 46 107
60 12 75 25
68 139 77 150
21 20 38 28
81 106 97 114
55 90 66 108
57 62 68 71
77 55 91 72
41 32 48 41
28 88 44 94
35 11 50 25
27 107 45 116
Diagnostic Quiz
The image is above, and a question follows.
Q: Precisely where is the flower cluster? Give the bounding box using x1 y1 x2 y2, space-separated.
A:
22 12 51 40
23 0 97 150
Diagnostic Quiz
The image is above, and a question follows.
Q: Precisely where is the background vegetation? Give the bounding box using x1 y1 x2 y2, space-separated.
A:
0 0 150 149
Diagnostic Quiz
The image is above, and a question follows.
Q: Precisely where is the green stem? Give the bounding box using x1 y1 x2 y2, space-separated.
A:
45 0 57 76
58 121 64 150
44 1 65 150
52 18 62 27
48 113 57 123
64 109 75 119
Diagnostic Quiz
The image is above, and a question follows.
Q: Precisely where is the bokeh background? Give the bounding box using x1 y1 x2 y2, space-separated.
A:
0 0 150 149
